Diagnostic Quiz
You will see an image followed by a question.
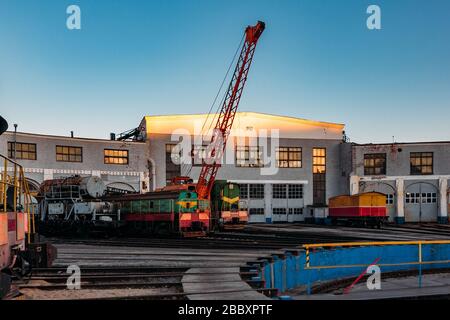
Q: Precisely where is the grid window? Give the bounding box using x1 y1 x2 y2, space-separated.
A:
288 184 303 199
56 145 82 162
410 152 433 175
386 194 394 205
104 149 129 165
191 145 208 166
313 148 326 173
276 147 302 168
272 184 287 199
273 208 287 215
236 146 263 167
239 184 249 199
289 208 303 215
249 208 264 215
364 153 386 175
165 144 181 184
405 192 437 204
249 184 265 199
7 142 37 160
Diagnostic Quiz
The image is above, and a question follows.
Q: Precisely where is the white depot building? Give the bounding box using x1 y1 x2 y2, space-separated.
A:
0 131 149 194
1 111 449 224
139 112 348 223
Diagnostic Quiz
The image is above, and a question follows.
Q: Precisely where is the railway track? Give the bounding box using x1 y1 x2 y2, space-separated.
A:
13 266 265 300
45 230 367 251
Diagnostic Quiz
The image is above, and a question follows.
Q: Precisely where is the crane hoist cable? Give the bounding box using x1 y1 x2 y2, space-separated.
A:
183 33 246 178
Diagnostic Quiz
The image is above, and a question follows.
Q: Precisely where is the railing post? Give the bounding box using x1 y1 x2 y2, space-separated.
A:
418 242 422 288
305 246 311 295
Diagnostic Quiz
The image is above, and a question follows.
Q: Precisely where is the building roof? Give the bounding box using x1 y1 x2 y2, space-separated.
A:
1 131 145 144
141 111 345 140
143 111 344 129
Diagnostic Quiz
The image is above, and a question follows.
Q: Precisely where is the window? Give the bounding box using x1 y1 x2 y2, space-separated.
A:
364 153 386 175
236 146 263 167
239 184 249 199
272 184 287 199
313 148 326 173
289 208 303 215
191 145 208 166
7 142 37 160
273 208 287 215
56 145 82 162
405 192 437 204
313 148 326 205
249 208 264 215
249 184 264 199
165 144 181 184
104 149 129 165
386 194 394 205
410 152 433 175
288 184 303 199
276 147 302 168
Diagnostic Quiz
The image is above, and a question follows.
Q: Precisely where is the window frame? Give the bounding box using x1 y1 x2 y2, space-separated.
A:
235 145 264 168
249 184 265 199
363 153 387 176
104 148 129 165
276 147 302 168
7 141 37 160
56 145 83 163
410 152 433 175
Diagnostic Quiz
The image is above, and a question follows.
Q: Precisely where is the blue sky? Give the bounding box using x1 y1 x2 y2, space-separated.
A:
0 0 449 143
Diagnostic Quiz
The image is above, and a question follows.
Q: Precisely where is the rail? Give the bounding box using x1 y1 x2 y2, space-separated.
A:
0 154 35 242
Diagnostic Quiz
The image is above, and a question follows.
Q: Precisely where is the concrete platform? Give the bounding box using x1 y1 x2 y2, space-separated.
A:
182 267 269 300
293 273 450 300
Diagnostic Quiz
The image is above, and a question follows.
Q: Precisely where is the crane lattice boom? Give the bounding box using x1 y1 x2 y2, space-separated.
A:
196 21 265 200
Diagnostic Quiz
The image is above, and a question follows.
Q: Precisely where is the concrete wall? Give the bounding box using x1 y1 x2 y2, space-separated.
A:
0 132 149 192
253 243 450 295
351 142 450 223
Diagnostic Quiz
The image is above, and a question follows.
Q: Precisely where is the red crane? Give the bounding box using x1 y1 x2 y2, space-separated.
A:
196 21 265 200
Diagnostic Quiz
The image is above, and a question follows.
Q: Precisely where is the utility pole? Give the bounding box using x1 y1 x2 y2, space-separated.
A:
13 124 18 161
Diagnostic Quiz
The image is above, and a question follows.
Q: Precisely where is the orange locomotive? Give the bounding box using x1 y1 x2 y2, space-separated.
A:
328 192 388 228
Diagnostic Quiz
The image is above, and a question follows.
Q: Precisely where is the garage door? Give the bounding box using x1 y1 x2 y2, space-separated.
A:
404 182 438 222
360 182 396 222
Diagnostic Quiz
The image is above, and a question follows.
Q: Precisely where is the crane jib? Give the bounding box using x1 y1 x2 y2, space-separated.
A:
196 21 265 200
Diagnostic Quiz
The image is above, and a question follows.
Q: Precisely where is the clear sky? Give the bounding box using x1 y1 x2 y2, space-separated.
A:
0 0 449 143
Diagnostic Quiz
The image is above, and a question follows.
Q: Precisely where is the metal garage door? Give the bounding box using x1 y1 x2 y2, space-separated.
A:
360 182 396 222
404 182 438 222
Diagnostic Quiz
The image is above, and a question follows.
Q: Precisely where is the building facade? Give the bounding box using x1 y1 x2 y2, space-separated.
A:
140 112 349 223
2 113 448 224
0 132 149 194
350 142 450 223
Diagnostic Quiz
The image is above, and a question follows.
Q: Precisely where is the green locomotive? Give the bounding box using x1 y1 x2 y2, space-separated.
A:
211 180 248 230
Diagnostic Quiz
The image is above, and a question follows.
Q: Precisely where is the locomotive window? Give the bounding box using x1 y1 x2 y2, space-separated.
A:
150 201 154 209
8 142 37 160
56 145 83 162
364 153 386 175
276 147 302 168
104 149 129 165
410 152 433 175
